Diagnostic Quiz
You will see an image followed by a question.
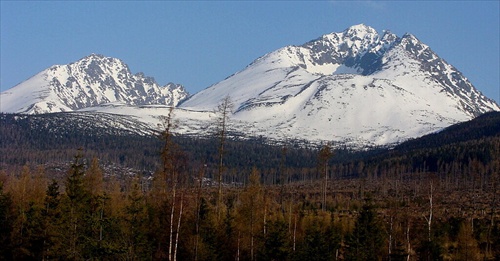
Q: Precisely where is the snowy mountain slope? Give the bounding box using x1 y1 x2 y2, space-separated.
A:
0 54 188 114
179 24 499 146
1 111 155 137
78 103 215 137
1 24 499 148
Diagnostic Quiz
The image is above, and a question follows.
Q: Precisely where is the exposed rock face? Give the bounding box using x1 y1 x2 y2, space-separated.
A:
0 53 189 114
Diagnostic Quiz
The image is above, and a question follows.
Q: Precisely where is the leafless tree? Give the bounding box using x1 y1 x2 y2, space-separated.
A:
318 144 332 211
214 96 233 220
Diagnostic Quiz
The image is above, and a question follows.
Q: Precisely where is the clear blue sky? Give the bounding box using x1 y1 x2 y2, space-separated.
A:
1 1 499 104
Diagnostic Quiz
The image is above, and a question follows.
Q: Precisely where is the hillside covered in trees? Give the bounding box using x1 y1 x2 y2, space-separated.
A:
0 111 499 260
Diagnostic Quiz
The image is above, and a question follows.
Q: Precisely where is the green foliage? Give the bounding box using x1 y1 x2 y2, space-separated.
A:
123 178 151 260
61 151 92 259
258 220 290 261
65 151 89 203
345 203 386 261
294 221 341 261
0 182 14 260
42 179 62 259
14 202 45 260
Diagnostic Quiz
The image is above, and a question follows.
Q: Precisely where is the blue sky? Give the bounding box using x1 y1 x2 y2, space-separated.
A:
1 1 499 103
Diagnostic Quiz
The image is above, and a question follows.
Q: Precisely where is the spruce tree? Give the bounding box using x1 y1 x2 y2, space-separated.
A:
345 202 385 261
294 222 341 261
124 177 150 259
62 150 91 260
0 181 14 260
42 179 62 260
259 220 290 261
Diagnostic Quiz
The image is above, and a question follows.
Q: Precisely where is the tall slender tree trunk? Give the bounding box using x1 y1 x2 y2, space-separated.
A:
194 165 205 261
236 231 241 261
388 215 393 260
406 223 411 261
323 161 328 211
173 192 183 261
215 96 232 221
217 127 224 220
318 145 332 212
424 181 433 242
486 172 497 258
293 214 297 252
280 146 287 212
168 186 176 261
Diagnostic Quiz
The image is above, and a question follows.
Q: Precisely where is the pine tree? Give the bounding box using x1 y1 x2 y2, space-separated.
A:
258 219 290 261
294 221 341 261
82 156 119 259
42 179 62 260
0 180 14 260
20 202 45 259
124 177 150 260
345 202 386 261
61 150 91 260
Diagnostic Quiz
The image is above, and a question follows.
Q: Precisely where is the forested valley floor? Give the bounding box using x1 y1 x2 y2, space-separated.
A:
1 111 499 260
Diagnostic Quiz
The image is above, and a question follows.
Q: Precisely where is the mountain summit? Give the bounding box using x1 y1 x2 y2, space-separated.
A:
179 24 499 146
0 54 188 114
1 25 499 147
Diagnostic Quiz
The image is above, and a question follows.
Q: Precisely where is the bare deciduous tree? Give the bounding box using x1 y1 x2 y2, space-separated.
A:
318 144 332 212
214 96 233 220
158 107 186 261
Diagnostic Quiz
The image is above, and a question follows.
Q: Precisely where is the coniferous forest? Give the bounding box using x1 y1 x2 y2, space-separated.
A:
1 111 500 260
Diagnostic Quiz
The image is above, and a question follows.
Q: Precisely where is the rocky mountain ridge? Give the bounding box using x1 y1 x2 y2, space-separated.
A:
0 54 188 114
1 24 498 148
178 24 498 146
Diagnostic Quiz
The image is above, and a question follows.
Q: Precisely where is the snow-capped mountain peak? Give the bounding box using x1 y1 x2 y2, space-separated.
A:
0 54 189 114
180 25 500 147
1 25 499 148
342 23 378 41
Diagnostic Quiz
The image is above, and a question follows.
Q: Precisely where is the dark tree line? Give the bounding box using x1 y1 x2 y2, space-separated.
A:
2 158 499 260
1 111 500 260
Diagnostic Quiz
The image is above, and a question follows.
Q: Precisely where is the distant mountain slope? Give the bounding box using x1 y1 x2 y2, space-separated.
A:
1 111 498 179
0 54 188 114
353 110 500 175
1 25 499 148
0 111 155 138
180 24 499 146
392 111 500 152
0 112 318 172
0 112 162 172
